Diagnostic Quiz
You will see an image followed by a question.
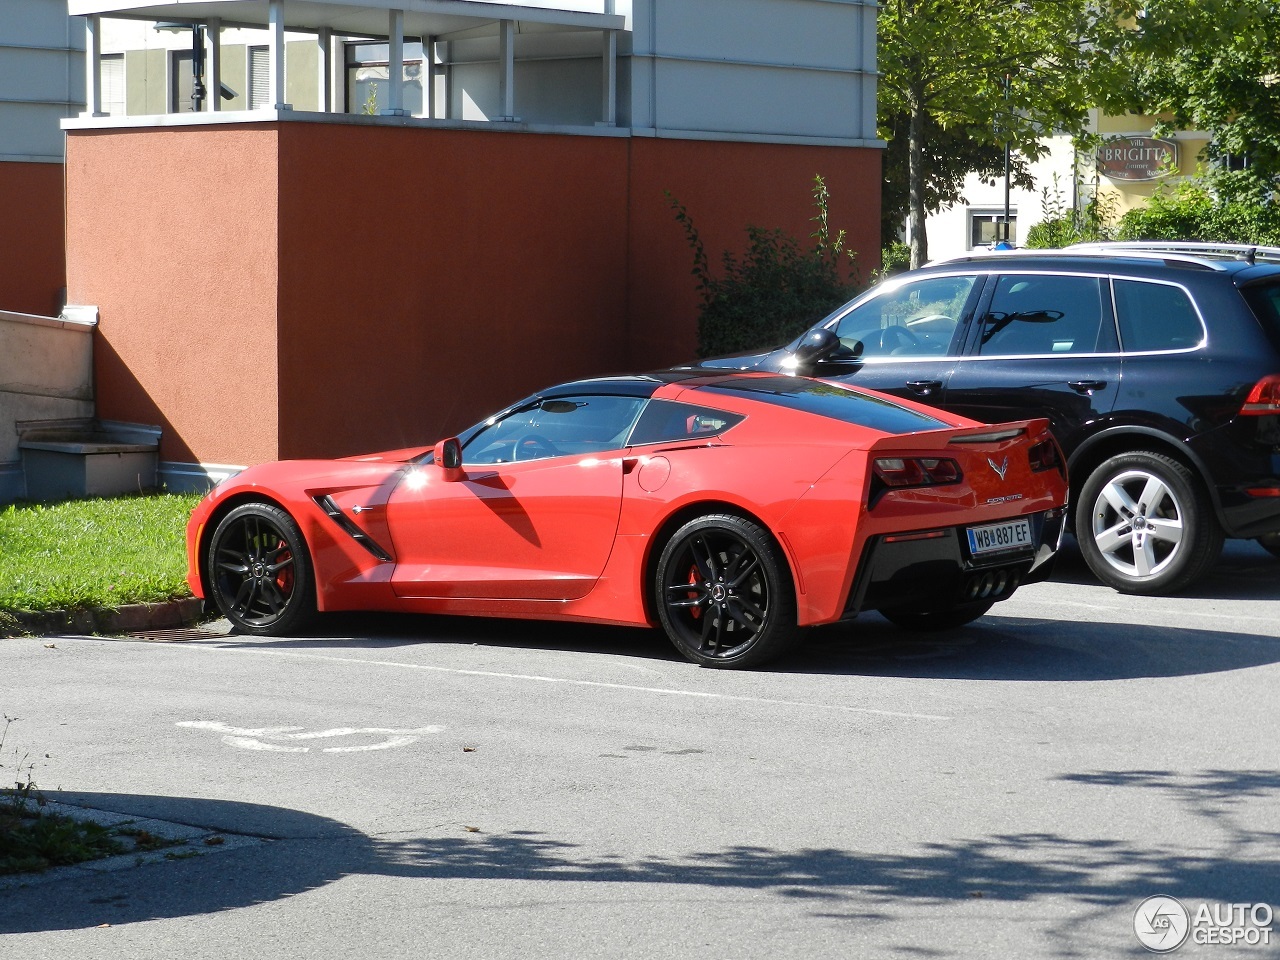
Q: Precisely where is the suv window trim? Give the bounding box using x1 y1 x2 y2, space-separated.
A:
816 267 1211 362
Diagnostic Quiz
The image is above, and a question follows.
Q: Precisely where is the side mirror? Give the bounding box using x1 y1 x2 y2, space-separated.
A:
433 437 464 482
790 327 841 369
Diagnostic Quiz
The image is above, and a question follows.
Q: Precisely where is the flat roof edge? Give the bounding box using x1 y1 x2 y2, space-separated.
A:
61 111 886 149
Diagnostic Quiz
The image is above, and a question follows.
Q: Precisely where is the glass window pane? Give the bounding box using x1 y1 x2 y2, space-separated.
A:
833 275 976 358
346 62 423 115
463 396 646 464
979 275 1108 356
101 54 125 115
249 46 269 109
627 401 744 445
1114 279 1204 352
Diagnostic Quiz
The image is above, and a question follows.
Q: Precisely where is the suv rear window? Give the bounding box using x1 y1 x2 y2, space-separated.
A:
1114 279 1204 352
1241 282 1280 351
700 377 948 434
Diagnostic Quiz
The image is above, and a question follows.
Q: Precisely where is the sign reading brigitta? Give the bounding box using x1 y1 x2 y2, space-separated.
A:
1097 136 1178 181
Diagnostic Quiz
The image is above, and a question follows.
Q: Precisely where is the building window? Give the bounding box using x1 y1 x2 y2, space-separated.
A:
969 211 1017 249
248 46 270 109
345 41 424 115
1220 152 1250 172
100 53 125 116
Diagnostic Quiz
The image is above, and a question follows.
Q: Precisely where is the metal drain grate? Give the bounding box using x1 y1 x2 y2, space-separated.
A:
125 626 231 642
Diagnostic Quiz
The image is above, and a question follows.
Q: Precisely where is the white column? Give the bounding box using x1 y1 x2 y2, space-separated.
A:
318 26 332 111
498 18 514 120
269 0 291 110
83 15 104 117
383 9 406 115
426 36 438 119
208 18 222 111
600 29 616 125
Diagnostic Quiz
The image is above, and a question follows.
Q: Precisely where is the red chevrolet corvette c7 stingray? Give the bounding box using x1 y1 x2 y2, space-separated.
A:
187 370 1068 667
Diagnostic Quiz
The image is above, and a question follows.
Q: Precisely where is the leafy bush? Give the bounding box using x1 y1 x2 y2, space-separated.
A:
878 241 911 278
1024 174 1117 249
1118 171 1280 244
670 176 862 357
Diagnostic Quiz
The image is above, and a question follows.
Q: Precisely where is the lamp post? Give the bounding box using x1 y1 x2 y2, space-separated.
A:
155 21 206 111
191 24 207 112
1002 73 1011 243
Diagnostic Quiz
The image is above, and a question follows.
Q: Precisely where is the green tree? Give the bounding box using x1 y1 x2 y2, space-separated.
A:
1099 1 1280 181
878 0 1114 267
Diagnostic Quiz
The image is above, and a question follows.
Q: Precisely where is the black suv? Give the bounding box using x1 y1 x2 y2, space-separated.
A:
699 242 1280 595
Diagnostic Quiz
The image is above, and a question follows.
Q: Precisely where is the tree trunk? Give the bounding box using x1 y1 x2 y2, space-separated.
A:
907 89 928 269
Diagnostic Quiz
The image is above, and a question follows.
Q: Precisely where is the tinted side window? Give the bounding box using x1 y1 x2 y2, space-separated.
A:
627 400 744 445
832 275 977 359
1241 281 1280 352
463 395 645 464
1113 279 1204 352
978 275 1111 356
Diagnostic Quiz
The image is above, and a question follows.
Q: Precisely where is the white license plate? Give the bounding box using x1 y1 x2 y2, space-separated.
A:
966 519 1033 555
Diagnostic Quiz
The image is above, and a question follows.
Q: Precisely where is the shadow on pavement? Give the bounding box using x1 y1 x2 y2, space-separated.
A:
195 536 1280 681
3 773 1277 933
1050 537 1280 601
790 614 1280 681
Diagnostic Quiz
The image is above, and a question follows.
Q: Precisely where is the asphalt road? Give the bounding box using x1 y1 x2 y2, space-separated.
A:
2 541 1278 959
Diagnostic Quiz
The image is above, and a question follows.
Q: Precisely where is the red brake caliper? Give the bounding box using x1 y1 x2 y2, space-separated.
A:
687 566 702 620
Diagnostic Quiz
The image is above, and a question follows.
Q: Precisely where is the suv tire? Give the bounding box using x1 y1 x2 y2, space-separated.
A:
1076 451 1223 594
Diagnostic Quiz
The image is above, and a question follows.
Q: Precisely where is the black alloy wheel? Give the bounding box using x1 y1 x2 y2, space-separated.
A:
207 502 316 635
654 514 798 668
1075 450 1223 595
880 599 996 632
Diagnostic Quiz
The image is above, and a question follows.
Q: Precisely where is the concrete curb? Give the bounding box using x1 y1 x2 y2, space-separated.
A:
1 596 206 638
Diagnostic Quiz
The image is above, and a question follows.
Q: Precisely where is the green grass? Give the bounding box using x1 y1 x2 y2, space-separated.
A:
0 803 125 875
0 493 202 613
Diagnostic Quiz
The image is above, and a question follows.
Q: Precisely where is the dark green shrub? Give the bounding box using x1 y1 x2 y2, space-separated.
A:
1118 171 1280 244
670 176 862 357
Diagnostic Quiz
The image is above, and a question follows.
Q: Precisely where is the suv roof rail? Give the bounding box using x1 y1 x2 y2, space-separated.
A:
928 248 1223 271
1066 241 1280 266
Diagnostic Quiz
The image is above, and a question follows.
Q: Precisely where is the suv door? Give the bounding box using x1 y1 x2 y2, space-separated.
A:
807 272 982 404
943 271 1122 456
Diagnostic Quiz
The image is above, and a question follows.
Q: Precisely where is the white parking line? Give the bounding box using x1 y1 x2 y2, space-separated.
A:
177 720 444 753
172 644 952 721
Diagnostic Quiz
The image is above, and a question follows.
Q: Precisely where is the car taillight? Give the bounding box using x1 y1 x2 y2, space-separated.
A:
872 457 962 488
1028 438 1066 478
1241 375 1280 415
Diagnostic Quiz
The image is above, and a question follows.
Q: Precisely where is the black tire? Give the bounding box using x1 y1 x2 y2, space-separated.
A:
880 600 995 632
1256 533 1280 560
207 502 316 635
1075 450 1223 595
654 514 799 668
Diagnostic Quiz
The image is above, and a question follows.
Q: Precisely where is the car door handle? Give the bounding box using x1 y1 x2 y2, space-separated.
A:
906 380 942 396
1068 380 1107 395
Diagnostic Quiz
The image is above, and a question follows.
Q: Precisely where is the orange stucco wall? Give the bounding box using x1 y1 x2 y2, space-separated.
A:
0 161 67 317
275 124 632 457
65 121 881 468
66 127 281 465
626 138 882 370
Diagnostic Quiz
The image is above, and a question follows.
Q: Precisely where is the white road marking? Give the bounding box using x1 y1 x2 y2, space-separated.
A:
176 647 952 721
176 720 444 753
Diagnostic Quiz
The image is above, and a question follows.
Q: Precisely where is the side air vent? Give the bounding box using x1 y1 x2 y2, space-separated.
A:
314 495 393 562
